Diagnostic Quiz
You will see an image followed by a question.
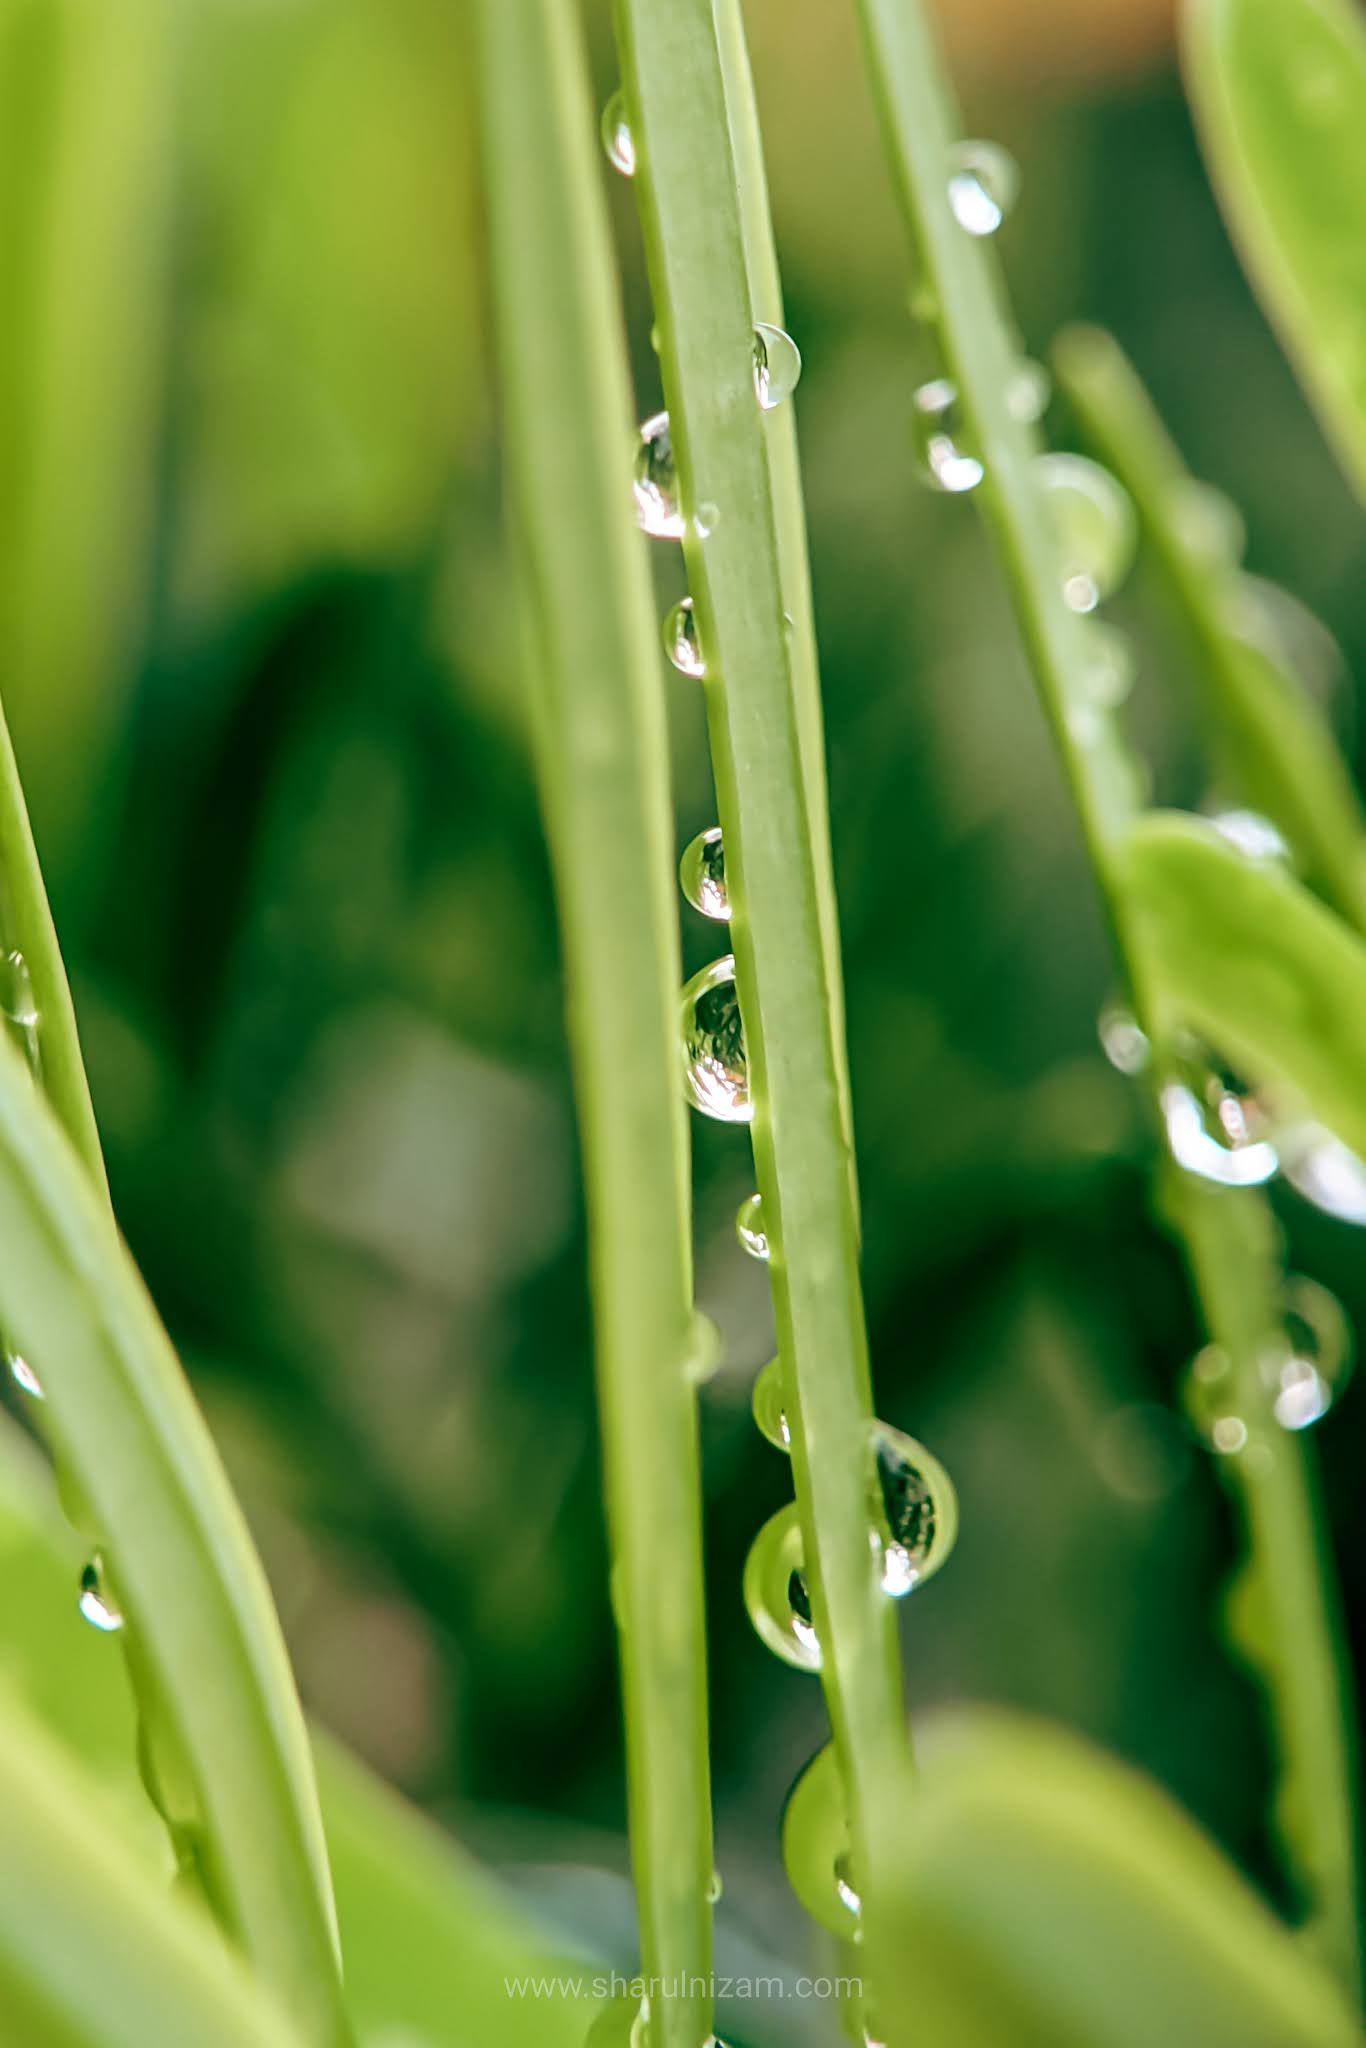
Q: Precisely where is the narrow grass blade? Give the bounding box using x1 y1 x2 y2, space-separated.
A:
614 0 909 1893
475 4 714 2040
0 1697 301 2048
1120 813 1366 1161
870 1712 1363 2048
1183 0 1366 502
1053 324 1366 928
0 1038 349 2046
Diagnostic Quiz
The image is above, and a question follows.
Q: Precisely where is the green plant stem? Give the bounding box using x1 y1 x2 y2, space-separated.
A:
855 0 1361 2000
0 704 106 1194
614 0 908 1898
475 5 714 2043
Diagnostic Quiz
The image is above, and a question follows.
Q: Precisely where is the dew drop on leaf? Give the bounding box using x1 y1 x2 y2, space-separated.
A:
599 90 635 177
911 378 983 494
735 1192 768 1260
1032 453 1136 613
8 1353 42 1399
1208 809 1289 864
947 139 1020 236
679 828 728 920
871 1421 957 1596
680 956 750 1123
1161 1050 1278 1188
753 322 802 410
743 1504 821 1670
79 1555 123 1633
781 1742 857 1937
752 1356 791 1451
633 412 684 539
662 596 704 677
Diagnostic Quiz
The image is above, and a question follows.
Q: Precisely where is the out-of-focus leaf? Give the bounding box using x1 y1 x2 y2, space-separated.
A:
1117 813 1366 1158
0 0 172 889
0 1689 300 2048
870 1711 1361 2048
1183 0 1366 501
0 1412 595 2047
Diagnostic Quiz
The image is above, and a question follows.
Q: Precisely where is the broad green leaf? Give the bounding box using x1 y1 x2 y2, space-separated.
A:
0 1035 349 2046
0 1411 595 2047
1117 813 1366 1158
870 1711 1361 2048
1183 0 1366 501
0 1691 300 2048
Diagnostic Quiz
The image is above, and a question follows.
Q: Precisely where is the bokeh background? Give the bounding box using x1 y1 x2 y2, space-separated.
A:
3 0 1362 2006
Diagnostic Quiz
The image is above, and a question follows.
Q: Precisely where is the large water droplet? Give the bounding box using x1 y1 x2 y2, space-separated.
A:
1097 1002 1148 1076
752 1356 791 1451
679 828 729 920
871 1422 957 1595
1 949 40 1071
662 597 705 678
1281 1125 1366 1224
753 322 802 410
600 90 636 177
1170 478 1246 571
680 957 750 1123
1209 809 1290 863
735 1192 768 1260
743 1504 820 1671
1033 453 1136 613
1161 1054 1278 1188
9 1353 42 1399
1270 1276 1351 1431
781 1744 858 1938
911 379 983 494
79 1556 123 1633
633 412 685 539
947 140 1020 236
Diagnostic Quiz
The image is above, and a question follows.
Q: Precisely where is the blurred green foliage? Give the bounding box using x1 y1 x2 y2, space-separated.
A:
3 0 1364 1994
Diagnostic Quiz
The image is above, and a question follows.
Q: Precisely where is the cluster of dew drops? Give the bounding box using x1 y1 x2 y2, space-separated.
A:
0 950 126 1639
600 93 967 2031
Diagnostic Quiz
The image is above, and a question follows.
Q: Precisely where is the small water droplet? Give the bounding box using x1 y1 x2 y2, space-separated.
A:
781 1743 857 1937
680 956 750 1123
1007 358 1051 424
1097 1002 1149 1076
752 1356 791 1451
634 412 684 539
662 597 705 678
1269 1276 1351 1431
1161 1054 1279 1188
744 1504 820 1670
947 139 1020 236
1281 1125 1366 1224
694 500 719 540
871 1422 957 1596
79 1555 123 1633
912 379 983 494
707 1869 723 1904
1184 1344 1248 1454
1 950 40 1072
600 90 635 177
1209 809 1289 864
680 828 728 919
9 1353 42 1399
735 1192 768 1260
1170 478 1246 571
1033 453 1136 614
753 322 802 410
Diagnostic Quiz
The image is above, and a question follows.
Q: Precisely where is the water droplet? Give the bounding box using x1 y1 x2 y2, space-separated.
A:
947 140 1020 236
871 1422 957 1595
1269 1276 1351 1431
633 412 684 539
694 500 720 540
743 1504 820 1670
1 950 39 1071
781 1744 857 1937
1161 1055 1279 1188
1007 358 1051 424
79 1556 123 1633
1082 623 1136 708
735 1192 768 1260
662 597 705 678
680 956 750 1123
1097 1002 1149 1076
600 90 635 177
686 1310 724 1387
9 1353 42 1399
753 322 802 410
707 1869 723 1904
912 379 983 493
1209 809 1289 864
1170 478 1246 571
752 1356 791 1451
585 1994 650 2047
1033 453 1136 614
1281 1125 1366 1224
1184 1344 1247 1453
680 828 728 919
